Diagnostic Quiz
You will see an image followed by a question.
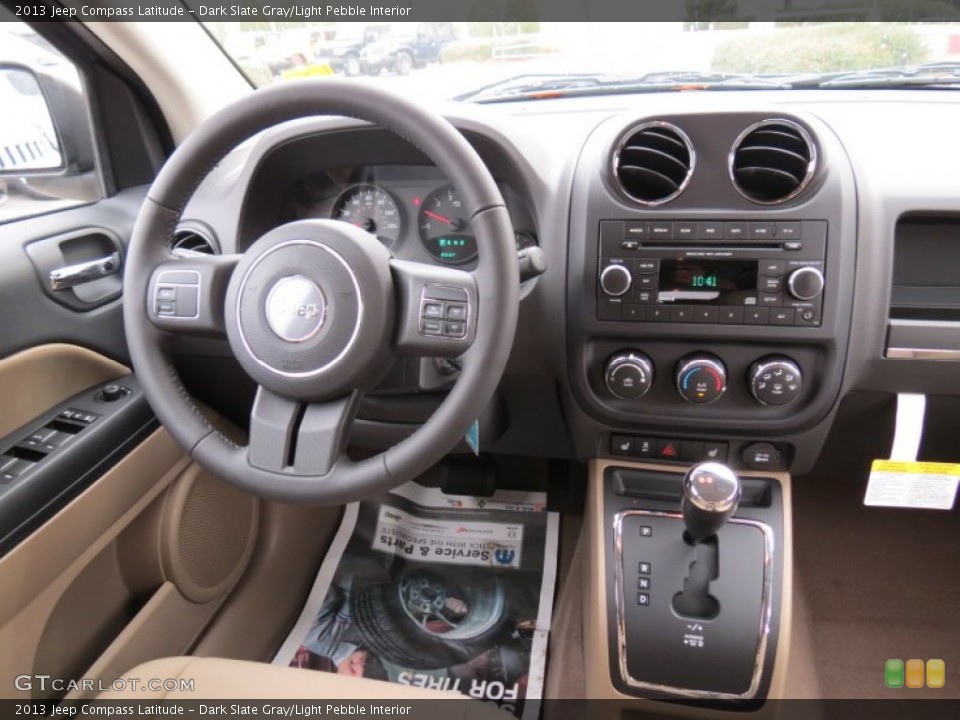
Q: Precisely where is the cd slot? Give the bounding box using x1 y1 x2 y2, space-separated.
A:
640 242 781 251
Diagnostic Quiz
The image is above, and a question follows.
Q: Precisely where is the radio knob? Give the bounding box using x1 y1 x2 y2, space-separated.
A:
605 351 654 400
676 354 727 405
600 264 632 297
786 266 824 301
749 357 803 406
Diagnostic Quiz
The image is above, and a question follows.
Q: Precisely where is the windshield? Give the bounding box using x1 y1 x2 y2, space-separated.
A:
205 22 960 100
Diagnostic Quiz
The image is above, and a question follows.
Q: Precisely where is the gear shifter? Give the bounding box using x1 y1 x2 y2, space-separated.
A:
681 462 742 543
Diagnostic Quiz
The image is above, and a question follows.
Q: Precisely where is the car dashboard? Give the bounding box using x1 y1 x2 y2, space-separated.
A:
178 89 960 475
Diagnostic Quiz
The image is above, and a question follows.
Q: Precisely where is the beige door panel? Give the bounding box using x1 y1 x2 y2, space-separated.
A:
0 344 128 439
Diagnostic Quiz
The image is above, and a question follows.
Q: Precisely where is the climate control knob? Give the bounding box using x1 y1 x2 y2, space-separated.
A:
605 351 654 399
748 357 803 406
599 264 632 297
675 354 727 404
786 266 824 301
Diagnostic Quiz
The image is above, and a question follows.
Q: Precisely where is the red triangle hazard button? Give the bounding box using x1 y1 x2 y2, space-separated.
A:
659 441 679 458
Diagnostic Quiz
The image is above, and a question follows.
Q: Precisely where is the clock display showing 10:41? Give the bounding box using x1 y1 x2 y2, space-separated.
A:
691 274 719 288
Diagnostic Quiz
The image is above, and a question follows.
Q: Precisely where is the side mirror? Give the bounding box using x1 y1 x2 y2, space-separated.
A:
0 64 64 175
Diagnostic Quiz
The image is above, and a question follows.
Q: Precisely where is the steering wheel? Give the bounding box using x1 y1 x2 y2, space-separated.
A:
123 80 519 505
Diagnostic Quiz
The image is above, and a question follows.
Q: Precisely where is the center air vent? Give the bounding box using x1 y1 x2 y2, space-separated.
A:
171 225 218 257
730 119 816 204
613 121 694 205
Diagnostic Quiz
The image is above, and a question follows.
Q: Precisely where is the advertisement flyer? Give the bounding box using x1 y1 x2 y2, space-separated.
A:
274 483 559 720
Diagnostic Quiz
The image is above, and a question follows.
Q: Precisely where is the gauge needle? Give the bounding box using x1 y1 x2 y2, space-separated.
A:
424 209 455 227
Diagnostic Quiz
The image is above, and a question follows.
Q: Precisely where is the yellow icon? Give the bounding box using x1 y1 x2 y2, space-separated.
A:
926 659 945 689
905 658 925 688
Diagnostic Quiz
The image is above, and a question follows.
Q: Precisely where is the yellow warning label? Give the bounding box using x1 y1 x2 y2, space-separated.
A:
871 460 960 475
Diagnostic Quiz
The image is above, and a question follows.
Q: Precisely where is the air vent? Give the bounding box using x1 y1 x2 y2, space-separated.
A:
613 121 694 205
730 119 816 204
171 226 218 257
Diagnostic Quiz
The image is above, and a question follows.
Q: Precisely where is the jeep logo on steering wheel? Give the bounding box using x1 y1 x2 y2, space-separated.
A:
265 275 327 343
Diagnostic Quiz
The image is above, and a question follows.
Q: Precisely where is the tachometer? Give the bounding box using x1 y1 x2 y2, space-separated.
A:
418 185 477 264
331 184 402 249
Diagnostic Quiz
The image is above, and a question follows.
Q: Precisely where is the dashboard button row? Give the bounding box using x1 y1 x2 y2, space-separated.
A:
621 221 801 242
611 434 729 463
597 300 819 326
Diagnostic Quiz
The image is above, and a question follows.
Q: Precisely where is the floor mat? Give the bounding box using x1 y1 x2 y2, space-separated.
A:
793 394 960 698
274 482 559 718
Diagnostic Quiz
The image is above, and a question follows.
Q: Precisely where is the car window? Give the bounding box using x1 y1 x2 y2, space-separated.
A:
206 21 960 99
0 21 102 225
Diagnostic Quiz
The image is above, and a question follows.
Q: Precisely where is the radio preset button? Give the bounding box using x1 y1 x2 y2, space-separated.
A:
649 222 674 239
622 304 644 321
694 306 719 323
745 307 770 324
600 264 633 297
776 222 801 238
749 222 776 239
698 222 723 240
724 222 748 240
719 306 744 324
647 307 670 322
669 306 694 323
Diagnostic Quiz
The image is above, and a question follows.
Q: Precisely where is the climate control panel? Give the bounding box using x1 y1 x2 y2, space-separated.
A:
602 350 804 407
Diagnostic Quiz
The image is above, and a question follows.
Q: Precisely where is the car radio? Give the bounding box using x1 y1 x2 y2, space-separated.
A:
596 220 826 327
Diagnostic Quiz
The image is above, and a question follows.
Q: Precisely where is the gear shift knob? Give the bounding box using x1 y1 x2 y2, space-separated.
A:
681 462 742 543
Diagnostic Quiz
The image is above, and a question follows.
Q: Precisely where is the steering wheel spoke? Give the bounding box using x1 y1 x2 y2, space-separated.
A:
247 385 361 477
147 254 239 337
390 258 478 357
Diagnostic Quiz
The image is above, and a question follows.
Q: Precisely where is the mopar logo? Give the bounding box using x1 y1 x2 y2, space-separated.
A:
265 276 326 343
494 548 515 565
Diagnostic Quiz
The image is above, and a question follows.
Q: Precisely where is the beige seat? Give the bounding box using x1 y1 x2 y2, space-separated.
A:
100 657 502 717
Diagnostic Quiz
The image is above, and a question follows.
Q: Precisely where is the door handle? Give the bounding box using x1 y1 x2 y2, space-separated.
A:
48 251 122 291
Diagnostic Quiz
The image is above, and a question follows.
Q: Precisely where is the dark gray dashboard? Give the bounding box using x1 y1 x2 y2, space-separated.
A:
174 90 960 472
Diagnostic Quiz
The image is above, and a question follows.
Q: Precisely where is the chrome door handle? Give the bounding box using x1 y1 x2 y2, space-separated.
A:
49 251 122 291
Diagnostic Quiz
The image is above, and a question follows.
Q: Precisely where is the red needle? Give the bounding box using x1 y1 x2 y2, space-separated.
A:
424 209 455 226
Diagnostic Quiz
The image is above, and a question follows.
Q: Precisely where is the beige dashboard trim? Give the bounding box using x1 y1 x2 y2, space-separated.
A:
0 343 128 438
582 459 795 712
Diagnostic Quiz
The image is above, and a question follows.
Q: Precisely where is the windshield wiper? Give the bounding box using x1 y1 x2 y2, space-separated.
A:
456 71 790 103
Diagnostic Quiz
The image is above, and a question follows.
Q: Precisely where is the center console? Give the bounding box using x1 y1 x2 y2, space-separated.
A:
569 109 850 705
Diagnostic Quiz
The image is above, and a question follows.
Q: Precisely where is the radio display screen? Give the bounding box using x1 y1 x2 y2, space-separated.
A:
657 259 758 305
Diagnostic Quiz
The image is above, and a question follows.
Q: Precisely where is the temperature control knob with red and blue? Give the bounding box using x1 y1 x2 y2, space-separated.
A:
675 354 727 404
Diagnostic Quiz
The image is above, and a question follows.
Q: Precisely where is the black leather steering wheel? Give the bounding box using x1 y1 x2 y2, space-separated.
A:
123 80 519 505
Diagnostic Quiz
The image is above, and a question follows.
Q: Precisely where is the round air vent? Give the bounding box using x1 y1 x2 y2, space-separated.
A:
613 121 694 205
730 119 816 204
171 225 218 257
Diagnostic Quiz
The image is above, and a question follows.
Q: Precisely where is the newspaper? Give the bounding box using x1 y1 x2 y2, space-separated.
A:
274 482 559 720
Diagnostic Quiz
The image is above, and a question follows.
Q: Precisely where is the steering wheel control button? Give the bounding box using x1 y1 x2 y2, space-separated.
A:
749 357 803 406
422 302 443 319
443 321 466 338
153 270 200 320
265 276 327 343
421 319 443 336
675 354 727 404
742 442 784 470
604 351 654 400
444 302 467 320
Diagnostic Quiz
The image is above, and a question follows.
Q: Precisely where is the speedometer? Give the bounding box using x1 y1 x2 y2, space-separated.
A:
418 185 477 264
331 184 402 249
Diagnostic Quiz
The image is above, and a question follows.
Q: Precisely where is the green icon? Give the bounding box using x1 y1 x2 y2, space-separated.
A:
885 659 904 688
